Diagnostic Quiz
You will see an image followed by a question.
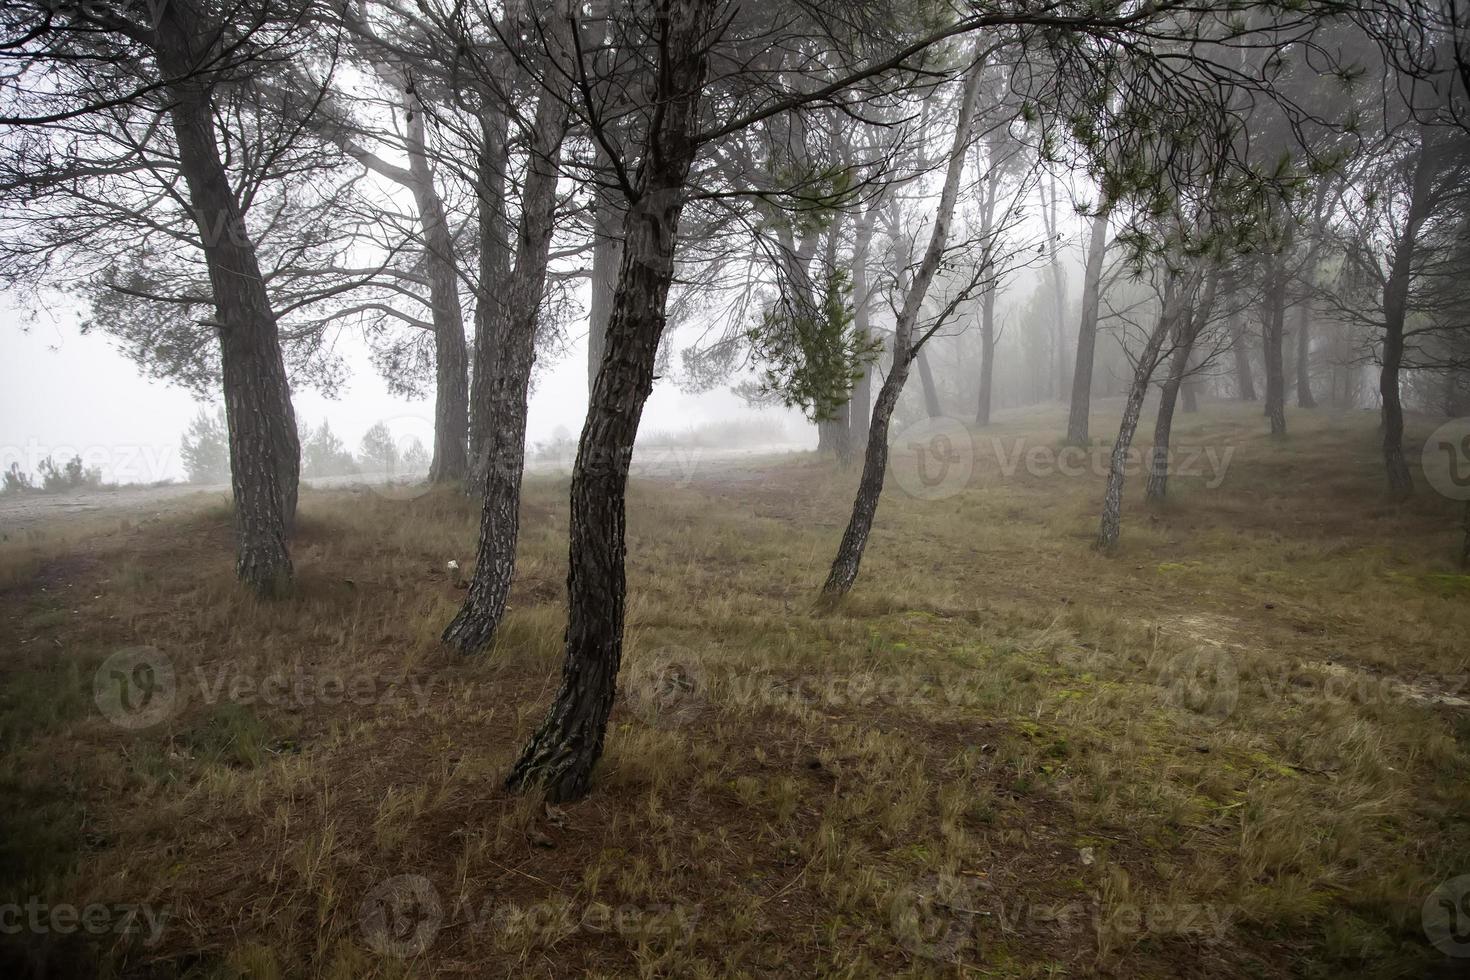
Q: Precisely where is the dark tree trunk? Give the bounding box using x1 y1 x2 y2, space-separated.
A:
1067 209 1109 444
1381 139 1436 500
1263 252 1288 437
818 407 852 463
1098 273 1185 552
404 97 470 485
444 27 572 654
161 49 297 594
976 287 997 426
469 105 513 493
1181 372 1200 414
505 0 714 802
916 347 942 418
823 52 985 601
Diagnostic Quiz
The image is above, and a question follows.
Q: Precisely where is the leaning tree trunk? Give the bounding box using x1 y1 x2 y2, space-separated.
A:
504 0 714 802
1146 271 1214 502
822 50 986 601
916 347 942 418
443 50 571 654
468 104 513 493
1066 209 1109 445
404 96 471 485
165 74 298 594
976 287 997 425
1263 252 1288 437
1380 140 1435 500
1097 274 1185 552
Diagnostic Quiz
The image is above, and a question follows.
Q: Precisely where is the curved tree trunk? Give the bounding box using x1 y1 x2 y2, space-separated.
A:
504 0 714 802
444 21 572 653
1146 270 1215 502
1098 272 1186 552
849 207 879 456
1381 138 1436 499
822 50 986 601
976 288 997 426
1066 209 1109 444
164 65 297 594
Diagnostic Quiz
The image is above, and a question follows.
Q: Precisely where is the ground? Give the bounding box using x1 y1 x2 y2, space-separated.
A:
2 400 1468 979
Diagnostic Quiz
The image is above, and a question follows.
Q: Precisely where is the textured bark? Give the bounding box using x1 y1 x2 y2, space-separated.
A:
1097 273 1186 552
1066 209 1109 444
823 52 985 601
468 106 513 493
916 347 942 418
444 18 572 654
159 22 297 594
1262 251 1288 437
1381 140 1436 500
404 97 470 484
976 287 997 425
505 0 714 802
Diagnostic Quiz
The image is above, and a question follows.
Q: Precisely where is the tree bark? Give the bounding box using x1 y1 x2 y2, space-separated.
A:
916 347 942 417
444 16 573 653
976 287 997 426
469 105 513 493
1294 295 1317 409
159 37 297 595
822 50 985 601
587 183 620 396
1229 304 1257 400
1263 250 1288 437
1381 138 1436 500
849 207 879 455
404 94 471 484
1097 271 1186 552
1066 208 1109 444
505 0 715 802
1146 270 1215 502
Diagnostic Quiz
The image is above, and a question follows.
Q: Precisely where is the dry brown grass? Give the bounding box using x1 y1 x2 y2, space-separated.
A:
1 399 1467 978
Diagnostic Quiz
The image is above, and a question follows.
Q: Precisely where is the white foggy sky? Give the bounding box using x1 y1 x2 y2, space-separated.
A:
0 291 811 485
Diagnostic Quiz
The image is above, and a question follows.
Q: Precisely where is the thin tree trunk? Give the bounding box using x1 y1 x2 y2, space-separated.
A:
1263 251 1288 437
1381 138 1436 499
1044 178 1069 399
976 287 997 425
469 105 513 492
1229 305 1257 400
917 347 942 417
163 65 297 594
504 0 714 802
1097 272 1186 551
822 50 986 601
850 208 878 456
1067 208 1109 444
404 95 471 484
444 19 572 654
1146 270 1215 502
1295 295 1317 409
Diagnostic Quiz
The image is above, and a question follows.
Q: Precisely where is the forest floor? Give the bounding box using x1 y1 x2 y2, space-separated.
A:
2 399 1469 979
